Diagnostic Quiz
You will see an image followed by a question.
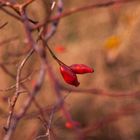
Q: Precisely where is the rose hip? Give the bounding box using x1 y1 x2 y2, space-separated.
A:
60 65 80 87
70 64 94 74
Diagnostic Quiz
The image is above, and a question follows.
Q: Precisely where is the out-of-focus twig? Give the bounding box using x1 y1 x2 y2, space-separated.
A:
4 3 47 139
35 94 70 140
0 71 34 92
4 63 46 140
82 103 140 136
0 21 8 29
4 49 34 131
33 0 139 30
44 0 63 40
0 5 21 21
61 85 140 98
0 36 18 46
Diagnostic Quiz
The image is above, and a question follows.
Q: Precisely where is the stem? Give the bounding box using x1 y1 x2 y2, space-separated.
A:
45 43 66 66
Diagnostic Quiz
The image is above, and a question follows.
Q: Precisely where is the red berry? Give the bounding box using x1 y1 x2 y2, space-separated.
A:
65 121 80 129
60 65 80 87
65 121 73 129
54 45 65 53
31 80 36 87
70 64 94 74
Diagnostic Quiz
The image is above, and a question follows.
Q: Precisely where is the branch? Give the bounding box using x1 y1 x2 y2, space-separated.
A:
0 71 33 92
4 4 48 140
61 85 140 98
0 21 8 29
3 63 46 140
33 0 139 30
4 49 34 131
81 103 140 136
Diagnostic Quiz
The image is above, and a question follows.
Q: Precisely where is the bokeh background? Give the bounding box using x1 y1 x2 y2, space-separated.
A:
0 0 140 140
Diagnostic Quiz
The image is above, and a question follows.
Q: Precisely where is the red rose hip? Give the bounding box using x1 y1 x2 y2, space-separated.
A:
70 64 94 74
60 65 80 86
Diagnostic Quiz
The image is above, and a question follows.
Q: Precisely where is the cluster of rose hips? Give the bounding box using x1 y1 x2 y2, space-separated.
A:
60 63 94 86
47 45 94 86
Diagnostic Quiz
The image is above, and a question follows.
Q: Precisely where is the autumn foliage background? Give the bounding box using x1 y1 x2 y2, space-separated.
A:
0 0 140 140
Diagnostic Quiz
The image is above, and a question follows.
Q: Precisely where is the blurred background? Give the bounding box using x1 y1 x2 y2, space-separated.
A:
0 0 140 140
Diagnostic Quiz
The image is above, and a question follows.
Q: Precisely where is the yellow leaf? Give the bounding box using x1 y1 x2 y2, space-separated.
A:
104 36 121 50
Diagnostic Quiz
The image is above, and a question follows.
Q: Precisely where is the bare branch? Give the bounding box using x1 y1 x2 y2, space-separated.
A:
61 85 140 98
82 103 140 135
33 0 139 30
0 21 8 29
5 49 34 131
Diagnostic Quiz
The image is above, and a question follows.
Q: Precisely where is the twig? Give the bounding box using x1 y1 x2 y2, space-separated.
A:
5 49 34 131
0 71 33 92
82 103 140 136
4 63 46 140
0 7 21 21
44 0 63 40
61 85 140 98
4 4 47 139
33 0 139 30
42 40 83 140
0 36 18 46
0 21 8 29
